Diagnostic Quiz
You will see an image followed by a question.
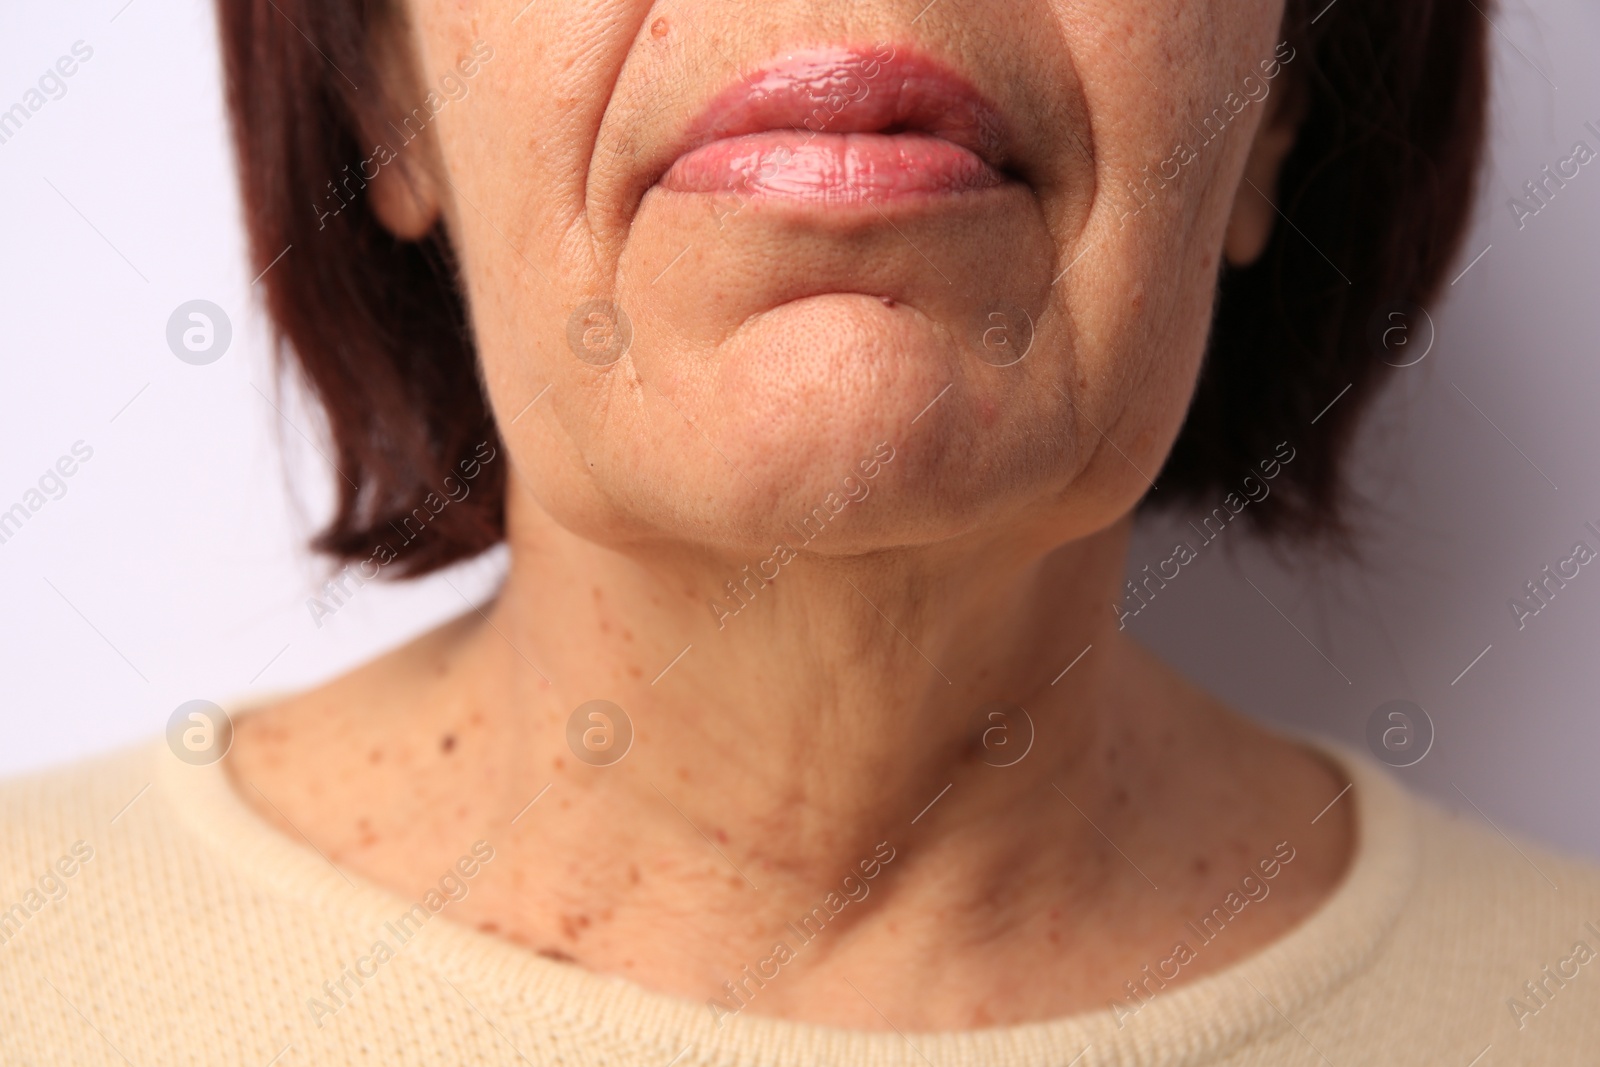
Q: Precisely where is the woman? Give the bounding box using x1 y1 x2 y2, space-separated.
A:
4 0 1597 1063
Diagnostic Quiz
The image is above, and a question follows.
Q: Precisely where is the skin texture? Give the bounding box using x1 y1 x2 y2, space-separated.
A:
231 0 1352 1030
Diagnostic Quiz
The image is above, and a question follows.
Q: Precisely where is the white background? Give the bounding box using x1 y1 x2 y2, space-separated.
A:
2 1 1598 855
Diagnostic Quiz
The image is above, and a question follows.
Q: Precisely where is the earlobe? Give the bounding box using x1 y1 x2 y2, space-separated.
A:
1223 79 1307 267
363 13 442 241
369 159 440 241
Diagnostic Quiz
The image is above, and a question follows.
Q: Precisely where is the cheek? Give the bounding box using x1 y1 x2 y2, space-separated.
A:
434 0 1277 552
1045 228 1219 517
1039 10 1278 495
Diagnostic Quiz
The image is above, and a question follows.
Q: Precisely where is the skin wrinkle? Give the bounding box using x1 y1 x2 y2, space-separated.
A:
231 0 1346 1032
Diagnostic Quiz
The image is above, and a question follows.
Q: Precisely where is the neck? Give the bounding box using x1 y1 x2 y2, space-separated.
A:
477 481 1138 861
231 477 1354 1029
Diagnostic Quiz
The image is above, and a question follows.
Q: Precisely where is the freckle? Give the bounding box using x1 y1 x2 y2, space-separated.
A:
478 921 500 934
677 767 690 782
456 804 468 818
357 818 371 831
714 828 729 844
651 16 669 37
622 629 634 642
624 959 635 968
1049 930 1061 944
600 620 611 634
369 748 383 764
560 799 572 810
593 586 603 600
1193 857 1210 876
539 946 577 963
469 712 484 726
553 756 565 770
1114 788 1129 805
629 864 641 885
627 665 642 679
441 734 456 753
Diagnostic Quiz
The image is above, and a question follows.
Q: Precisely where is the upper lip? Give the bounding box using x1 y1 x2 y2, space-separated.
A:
653 44 1015 186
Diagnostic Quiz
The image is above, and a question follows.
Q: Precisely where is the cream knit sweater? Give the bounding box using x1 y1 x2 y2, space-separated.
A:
1 738 1597 1066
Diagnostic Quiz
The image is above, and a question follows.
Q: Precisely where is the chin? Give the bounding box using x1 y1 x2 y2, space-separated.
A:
551 419 1097 567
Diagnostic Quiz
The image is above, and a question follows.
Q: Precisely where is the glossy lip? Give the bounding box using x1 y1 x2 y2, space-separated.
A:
655 45 1015 203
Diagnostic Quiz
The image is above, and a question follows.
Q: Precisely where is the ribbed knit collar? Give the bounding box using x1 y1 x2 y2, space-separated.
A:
158 736 1416 1067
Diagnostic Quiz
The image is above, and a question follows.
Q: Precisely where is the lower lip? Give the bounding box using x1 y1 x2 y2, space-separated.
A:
659 130 1006 203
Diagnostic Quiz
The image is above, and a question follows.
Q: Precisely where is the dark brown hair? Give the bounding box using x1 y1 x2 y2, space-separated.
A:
217 0 1490 575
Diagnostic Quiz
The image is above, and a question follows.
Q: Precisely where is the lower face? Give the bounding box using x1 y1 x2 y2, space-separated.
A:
399 0 1286 560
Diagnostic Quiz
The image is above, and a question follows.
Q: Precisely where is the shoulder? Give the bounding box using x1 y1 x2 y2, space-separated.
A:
1345 772 1600 1057
0 740 378 1062
1410 791 1600 900
0 743 156 897
1401 789 1600 959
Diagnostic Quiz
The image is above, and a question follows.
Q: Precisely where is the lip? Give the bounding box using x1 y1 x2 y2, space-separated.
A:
656 45 1014 204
